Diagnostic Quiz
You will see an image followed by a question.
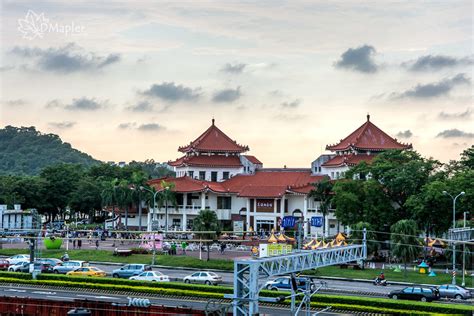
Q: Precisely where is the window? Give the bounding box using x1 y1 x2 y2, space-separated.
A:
403 288 413 293
331 172 334 178
217 196 232 209
211 171 218 182
336 171 340 178
223 171 229 180
199 171 206 180
188 171 194 178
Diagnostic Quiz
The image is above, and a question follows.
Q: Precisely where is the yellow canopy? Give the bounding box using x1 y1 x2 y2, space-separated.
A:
267 233 278 243
335 232 347 242
311 240 322 249
303 239 316 249
428 239 445 247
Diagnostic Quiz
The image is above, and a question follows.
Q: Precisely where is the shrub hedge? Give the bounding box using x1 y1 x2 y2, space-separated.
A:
0 272 471 315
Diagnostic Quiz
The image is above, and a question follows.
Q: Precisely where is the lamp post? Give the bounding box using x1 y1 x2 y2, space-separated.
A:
462 211 469 286
139 186 160 266
442 191 465 285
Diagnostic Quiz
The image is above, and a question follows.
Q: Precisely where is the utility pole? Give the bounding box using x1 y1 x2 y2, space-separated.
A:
443 191 465 285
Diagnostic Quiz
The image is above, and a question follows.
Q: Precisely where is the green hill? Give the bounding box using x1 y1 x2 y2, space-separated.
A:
0 126 100 175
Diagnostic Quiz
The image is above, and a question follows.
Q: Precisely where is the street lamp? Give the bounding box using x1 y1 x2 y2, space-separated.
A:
138 186 160 266
462 211 469 287
442 190 465 285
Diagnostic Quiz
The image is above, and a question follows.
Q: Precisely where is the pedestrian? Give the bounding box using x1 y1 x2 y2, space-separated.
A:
171 242 177 255
181 241 187 255
72 238 76 249
77 239 82 249
95 239 99 250
220 243 226 254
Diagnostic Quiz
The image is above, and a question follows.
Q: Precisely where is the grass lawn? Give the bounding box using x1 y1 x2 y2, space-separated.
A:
306 266 473 287
0 248 233 270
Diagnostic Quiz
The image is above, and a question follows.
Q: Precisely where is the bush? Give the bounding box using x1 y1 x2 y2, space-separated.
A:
130 247 149 254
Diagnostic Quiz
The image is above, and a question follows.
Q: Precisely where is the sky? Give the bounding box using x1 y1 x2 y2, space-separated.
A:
0 1 473 167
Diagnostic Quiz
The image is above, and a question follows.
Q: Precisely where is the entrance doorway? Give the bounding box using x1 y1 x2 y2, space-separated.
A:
256 220 274 237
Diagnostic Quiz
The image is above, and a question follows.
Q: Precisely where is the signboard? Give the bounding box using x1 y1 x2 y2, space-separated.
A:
311 216 323 227
259 243 293 258
151 220 160 231
281 216 296 228
233 221 244 235
256 199 274 212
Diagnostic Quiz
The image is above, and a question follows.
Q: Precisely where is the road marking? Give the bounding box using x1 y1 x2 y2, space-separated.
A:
76 294 119 300
32 291 56 295
4 289 26 293
47 295 73 300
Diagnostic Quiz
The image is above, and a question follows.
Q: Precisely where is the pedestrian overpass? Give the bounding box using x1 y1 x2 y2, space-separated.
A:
449 227 474 242
231 230 367 315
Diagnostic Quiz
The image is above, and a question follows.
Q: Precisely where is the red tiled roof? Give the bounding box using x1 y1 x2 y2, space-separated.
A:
168 155 243 168
326 115 412 152
243 155 262 164
321 154 375 167
178 119 249 153
148 170 325 198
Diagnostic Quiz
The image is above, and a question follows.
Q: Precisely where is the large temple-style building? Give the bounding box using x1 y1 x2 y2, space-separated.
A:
115 115 412 237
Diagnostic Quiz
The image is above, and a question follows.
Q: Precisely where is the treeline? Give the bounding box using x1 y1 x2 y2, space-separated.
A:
0 126 99 175
0 161 174 223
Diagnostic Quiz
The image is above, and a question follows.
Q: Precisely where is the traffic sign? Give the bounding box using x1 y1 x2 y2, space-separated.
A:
281 216 296 228
311 216 323 227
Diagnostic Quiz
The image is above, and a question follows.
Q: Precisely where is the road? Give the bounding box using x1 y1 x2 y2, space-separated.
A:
0 284 352 315
93 263 402 296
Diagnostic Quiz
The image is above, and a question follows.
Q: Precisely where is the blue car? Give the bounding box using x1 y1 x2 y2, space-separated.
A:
112 264 152 278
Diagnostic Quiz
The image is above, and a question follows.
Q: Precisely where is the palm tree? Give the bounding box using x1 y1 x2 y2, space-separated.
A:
116 179 133 230
390 219 420 277
193 209 221 261
130 171 148 231
309 177 333 240
157 180 177 232
101 178 119 229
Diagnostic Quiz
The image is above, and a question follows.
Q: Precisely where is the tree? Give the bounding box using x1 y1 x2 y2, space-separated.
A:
116 179 133 229
193 209 221 261
101 178 119 228
130 171 149 231
390 219 420 276
69 176 103 223
349 221 378 257
157 180 177 231
309 177 333 239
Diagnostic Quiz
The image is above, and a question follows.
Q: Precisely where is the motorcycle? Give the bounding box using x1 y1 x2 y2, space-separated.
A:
373 278 387 286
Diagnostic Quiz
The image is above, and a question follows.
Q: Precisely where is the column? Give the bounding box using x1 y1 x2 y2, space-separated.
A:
273 199 278 230
201 192 206 210
182 194 188 231
303 196 308 238
246 199 251 231
324 215 330 238
253 199 257 232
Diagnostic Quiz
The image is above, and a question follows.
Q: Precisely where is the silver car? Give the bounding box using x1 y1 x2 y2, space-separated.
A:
437 284 471 300
52 261 88 274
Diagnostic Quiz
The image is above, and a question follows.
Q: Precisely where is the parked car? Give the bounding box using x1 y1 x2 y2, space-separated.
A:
389 286 440 302
6 254 30 265
53 261 89 274
235 245 249 251
0 259 10 270
38 258 63 267
264 277 315 291
33 261 54 273
67 267 106 277
183 271 223 285
209 243 221 251
112 264 152 278
8 261 30 272
437 284 471 300
129 271 170 282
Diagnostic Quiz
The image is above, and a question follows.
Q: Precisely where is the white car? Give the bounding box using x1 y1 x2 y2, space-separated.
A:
209 243 221 251
8 261 30 272
129 271 170 282
183 271 222 285
235 245 249 251
6 254 30 265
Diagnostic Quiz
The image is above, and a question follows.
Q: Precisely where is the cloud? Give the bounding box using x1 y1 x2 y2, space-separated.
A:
140 82 201 102
0 65 15 72
212 87 242 103
4 99 27 107
390 73 470 99
438 108 472 120
118 122 136 129
11 43 120 73
48 121 76 129
221 63 246 74
403 55 473 72
334 45 378 73
137 123 164 131
281 99 301 108
51 97 108 111
436 129 474 138
126 100 154 112
396 130 413 138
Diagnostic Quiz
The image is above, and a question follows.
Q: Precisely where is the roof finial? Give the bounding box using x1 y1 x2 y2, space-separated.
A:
212 118 215 126
367 113 370 121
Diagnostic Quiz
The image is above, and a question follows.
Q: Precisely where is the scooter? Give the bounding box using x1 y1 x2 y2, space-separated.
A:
373 278 387 286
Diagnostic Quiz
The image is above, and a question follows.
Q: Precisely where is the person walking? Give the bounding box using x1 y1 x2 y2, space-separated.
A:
181 241 187 255
77 238 82 249
95 239 99 250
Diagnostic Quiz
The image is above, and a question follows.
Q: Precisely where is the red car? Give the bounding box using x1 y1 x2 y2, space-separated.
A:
0 260 10 270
